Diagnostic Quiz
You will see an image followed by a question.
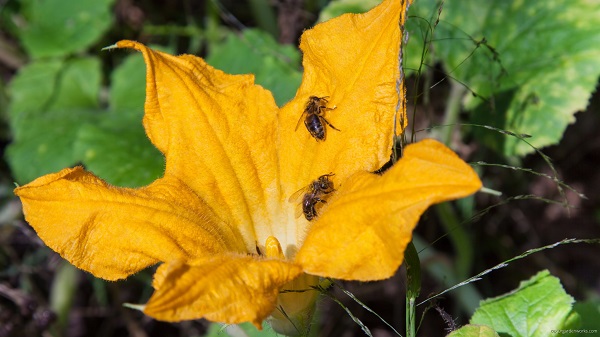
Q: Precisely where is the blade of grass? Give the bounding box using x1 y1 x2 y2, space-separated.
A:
330 280 403 337
417 238 600 307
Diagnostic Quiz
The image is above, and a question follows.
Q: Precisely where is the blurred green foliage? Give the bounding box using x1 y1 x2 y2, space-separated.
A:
572 299 600 333
4 1 302 186
405 0 600 157
18 0 115 58
7 57 103 184
206 29 302 106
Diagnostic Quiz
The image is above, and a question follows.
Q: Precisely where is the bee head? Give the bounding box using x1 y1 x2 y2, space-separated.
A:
317 173 335 192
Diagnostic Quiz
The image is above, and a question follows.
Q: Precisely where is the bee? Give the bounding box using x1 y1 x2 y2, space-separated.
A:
288 173 336 221
295 96 340 141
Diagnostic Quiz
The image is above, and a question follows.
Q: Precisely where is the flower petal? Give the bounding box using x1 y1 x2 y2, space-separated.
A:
14 167 246 280
279 0 412 195
296 139 482 281
116 40 282 250
144 255 303 329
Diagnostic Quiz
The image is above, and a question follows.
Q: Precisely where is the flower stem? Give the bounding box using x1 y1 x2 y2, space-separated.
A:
404 241 421 337
435 202 472 281
440 81 466 146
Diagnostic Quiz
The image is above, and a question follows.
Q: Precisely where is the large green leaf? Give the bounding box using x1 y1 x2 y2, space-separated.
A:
470 270 577 337
7 108 100 184
73 112 164 188
7 59 64 131
71 51 164 187
6 57 102 184
52 58 102 109
8 57 101 116
109 52 148 111
406 0 600 156
206 29 302 106
19 0 115 58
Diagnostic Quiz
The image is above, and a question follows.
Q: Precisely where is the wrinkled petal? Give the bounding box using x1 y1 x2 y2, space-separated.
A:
279 0 412 197
144 254 303 328
116 40 282 251
296 139 482 281
14 167 246 280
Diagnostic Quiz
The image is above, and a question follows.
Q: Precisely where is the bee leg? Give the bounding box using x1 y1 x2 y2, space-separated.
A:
322 117 341 132
318 106 336 117
295 112 307 131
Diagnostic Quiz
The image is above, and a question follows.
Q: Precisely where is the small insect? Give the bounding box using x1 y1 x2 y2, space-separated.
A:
288 173 336 221
295 96 340 141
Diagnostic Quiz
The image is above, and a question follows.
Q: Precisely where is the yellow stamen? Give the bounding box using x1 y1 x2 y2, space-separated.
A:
265 236 285 260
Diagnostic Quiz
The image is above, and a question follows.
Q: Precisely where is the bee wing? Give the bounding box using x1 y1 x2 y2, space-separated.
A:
288 186 309 219
288 186 309 203
295 201 305 219
295 110 308 131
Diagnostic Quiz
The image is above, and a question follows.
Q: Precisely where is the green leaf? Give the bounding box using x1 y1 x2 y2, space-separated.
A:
85 47 176 187
6 108 100 184
6 45 168 187
447 324 500 337
19 0 115 58
8 57 102 127
317 0 381 23
7 59 64 129
206 29 301 106
470 270 575 337
6 57 103 184
406 0 600 156
109 52 148 111
51 58 102 110
73 112 164 188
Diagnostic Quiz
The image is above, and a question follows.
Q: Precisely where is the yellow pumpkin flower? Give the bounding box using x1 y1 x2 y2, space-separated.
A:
14 0 481 334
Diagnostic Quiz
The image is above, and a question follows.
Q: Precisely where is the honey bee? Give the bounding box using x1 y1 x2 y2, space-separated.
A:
288 173 336 221
295 96 340 141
